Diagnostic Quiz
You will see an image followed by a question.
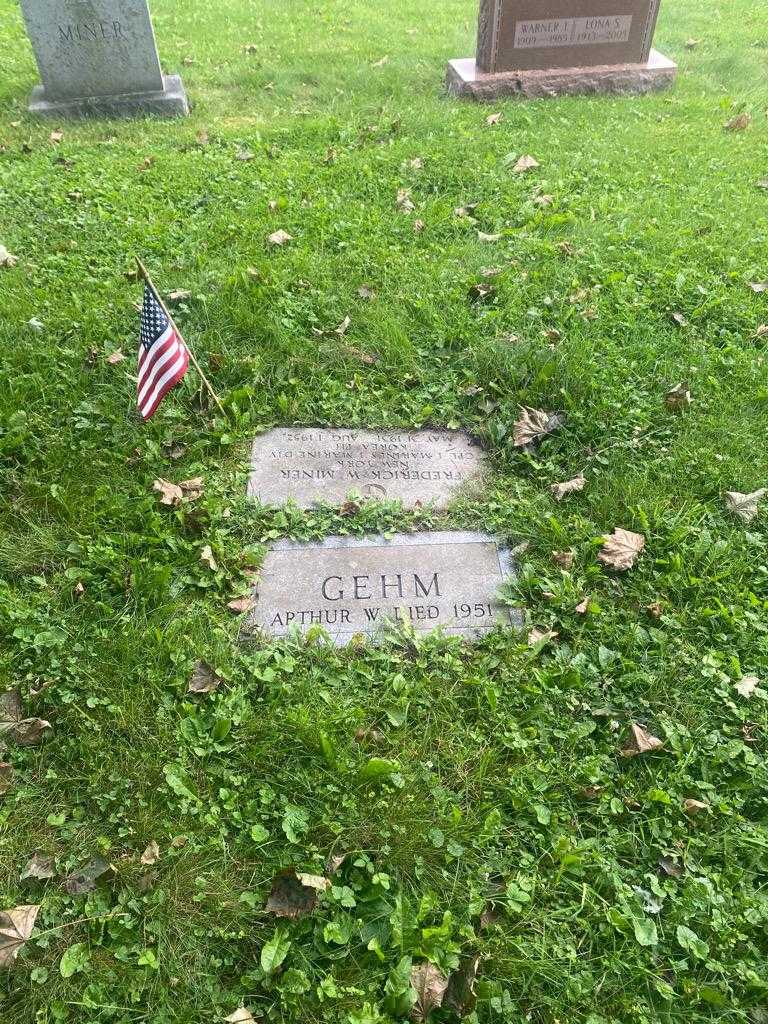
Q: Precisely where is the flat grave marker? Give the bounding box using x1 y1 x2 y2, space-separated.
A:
20 0 189 117
447 0 676 99
247 428 486 510
245 531 521 645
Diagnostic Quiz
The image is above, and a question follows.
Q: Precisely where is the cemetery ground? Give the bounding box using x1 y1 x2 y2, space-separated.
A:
2 0 768 1020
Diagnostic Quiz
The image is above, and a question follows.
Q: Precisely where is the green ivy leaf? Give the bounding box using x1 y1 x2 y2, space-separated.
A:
59 942 90 979
261 927 291 975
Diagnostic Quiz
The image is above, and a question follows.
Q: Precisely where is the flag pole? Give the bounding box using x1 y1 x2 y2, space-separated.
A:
135 258 227 419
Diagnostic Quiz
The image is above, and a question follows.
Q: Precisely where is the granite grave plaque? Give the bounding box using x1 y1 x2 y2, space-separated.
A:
246 531 521 644
247 429 486 509
20 0 188 117
447 0 676 99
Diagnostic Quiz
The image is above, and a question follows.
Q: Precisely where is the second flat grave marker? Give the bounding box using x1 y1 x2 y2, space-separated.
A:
245 531 521 645
247 428 486 509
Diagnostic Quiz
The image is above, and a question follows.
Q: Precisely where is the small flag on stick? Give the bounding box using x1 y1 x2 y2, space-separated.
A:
135 259 226 421
137 274 189 421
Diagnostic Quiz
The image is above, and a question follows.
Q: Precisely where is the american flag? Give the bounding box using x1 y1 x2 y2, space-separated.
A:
137 281 189 421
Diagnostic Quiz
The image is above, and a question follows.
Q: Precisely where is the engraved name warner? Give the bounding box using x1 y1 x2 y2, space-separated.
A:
246 532 519 644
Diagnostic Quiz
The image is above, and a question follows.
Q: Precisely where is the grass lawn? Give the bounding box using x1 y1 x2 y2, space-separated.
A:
2 0 768 1020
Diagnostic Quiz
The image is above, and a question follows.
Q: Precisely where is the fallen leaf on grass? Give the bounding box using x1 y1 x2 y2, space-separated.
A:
334 315 351 336
528 627 558 647
646 601 663 619
188 660 223 695
413 219 426 233
685 37 700 48
179 477 204 501
0 763 13 796
0 245 18 268
0 905 39 967
411 962 448 1021
137 156 155 172
659 856 683 878
153 478 183 506
486 112 503 126
748 281 768 293
469 282 495 301
755 324 768 338
20 854 55 881
167 289 192 302
444 953 480 1016
200 545 218 571
513 407 564 447
531 193 554 207
477 231 501 242
725 488 766 522
512 154 539 173
454 203 478 218
49 129 64 144
670 311 688 327
371 54 389 67
598 529 645 571
396 188 415 213
735 674 759 698
408 157 423 170
757 180 768 190
552 550 574 569
664 383 691 410
268 229 293 246
0 690 51 747
266 869 330 918
575 597 590 615
357 284 376 300
551 473 585 500
236 147 255 161
683 798 709 815
65 856 112 895
140 841 160 866
343 345 377 365
227 596 256 615
621 723 663 757
225 1009 256 1024
724 112 751 131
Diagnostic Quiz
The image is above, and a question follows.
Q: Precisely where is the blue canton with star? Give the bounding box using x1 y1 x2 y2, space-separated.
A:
140 285 170 351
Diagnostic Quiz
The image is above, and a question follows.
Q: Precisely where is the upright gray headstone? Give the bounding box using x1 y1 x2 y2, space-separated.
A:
20 0 188 117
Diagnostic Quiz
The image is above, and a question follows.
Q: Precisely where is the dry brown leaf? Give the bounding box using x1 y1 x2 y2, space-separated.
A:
454 203 478 218
598 528 645 571
552 550 574 569
659 856 683 877
396 188 415 213
225 1009 256 1024
153 478 183 506
236 147 255 161
140 841 160 866
334 315 351 336
528 627 558 647
512 154 539 173
683 798 709 815
137 156 155 171
167 289 192 302
444 954 480 1016
20 854 55 881
227 596 256 615
469 282 494 301
49 129 64 144
532 193 554 207
664 383 691 410
0 763 14 796
0 690 51 747
735 674 759 698
357 284 376 300
188 660 222 695
724 112 751 131
757 180 768 190
179 477 204 500
372 54 389 68
755 324 768 338
477 231 501 242
268 229 293 246
65 855 113 895
413 219 426 233
486 112 503 126
0 245 18 268
551 473 585 501
0 905 40 968
411 962 449 1022
408 157 424 170
621 723 663 757
685 37 700 48
195 129 209 145
748 280 768 293
725 488 766 523
266 869 330 918
646 601 663 619
200 545 218 571
670 311 688 327
575 597 590 615
343 345 377 365
106 350 125 365
513 406 564 447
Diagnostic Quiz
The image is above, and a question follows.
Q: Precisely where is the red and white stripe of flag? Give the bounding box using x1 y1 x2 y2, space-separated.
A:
137 321 190 421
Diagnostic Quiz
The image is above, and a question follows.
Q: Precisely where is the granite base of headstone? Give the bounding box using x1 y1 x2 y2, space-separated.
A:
447 1 676 100
245 531 522 645
20 0 189 118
